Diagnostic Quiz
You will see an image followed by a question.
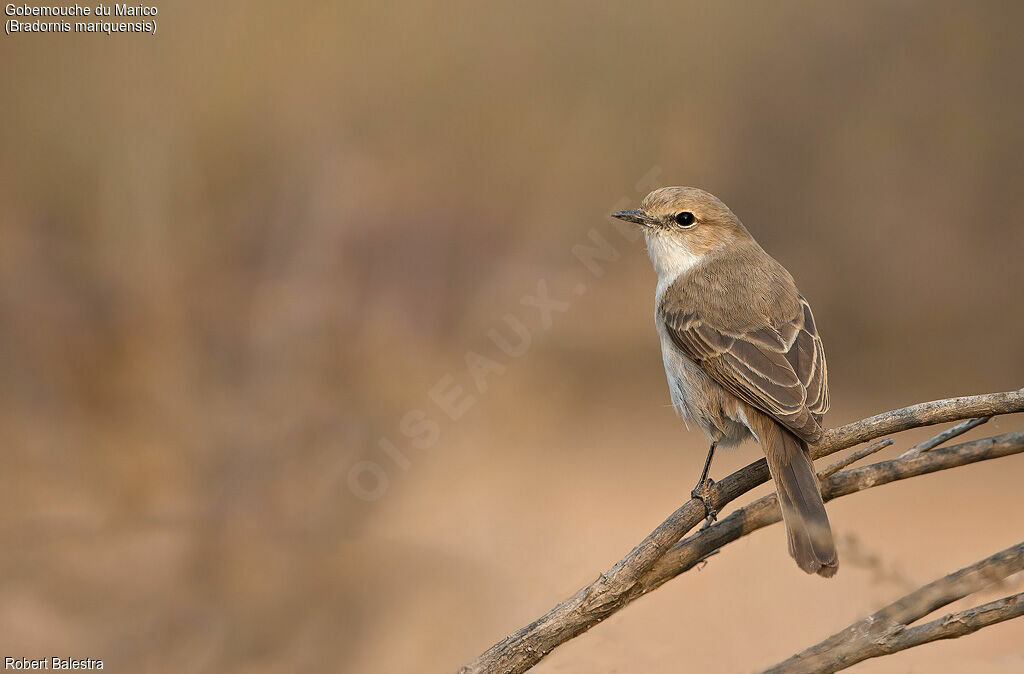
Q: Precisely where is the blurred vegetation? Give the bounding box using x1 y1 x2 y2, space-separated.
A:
1 1 1022 672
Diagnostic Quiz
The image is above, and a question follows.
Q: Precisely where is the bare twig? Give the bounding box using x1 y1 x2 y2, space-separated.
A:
811 390 1022 459
898 416 992 459
872 593 1023 656
459 389 1024 674
820 437 893 477
764 543 1024 673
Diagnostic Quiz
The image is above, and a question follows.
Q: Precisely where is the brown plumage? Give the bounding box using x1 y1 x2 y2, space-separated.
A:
613 187 837 577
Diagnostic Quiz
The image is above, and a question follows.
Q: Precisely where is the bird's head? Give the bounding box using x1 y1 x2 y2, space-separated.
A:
612 187 752 279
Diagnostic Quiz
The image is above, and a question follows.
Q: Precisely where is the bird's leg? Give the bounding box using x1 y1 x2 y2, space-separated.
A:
691 441 718 528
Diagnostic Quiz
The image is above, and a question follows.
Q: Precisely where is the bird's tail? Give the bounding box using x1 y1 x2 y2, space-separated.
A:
749 410 838 577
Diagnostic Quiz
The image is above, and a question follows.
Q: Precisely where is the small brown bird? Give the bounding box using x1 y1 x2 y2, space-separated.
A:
613 187 837 577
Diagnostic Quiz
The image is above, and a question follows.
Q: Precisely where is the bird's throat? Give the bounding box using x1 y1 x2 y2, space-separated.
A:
647 233 703 304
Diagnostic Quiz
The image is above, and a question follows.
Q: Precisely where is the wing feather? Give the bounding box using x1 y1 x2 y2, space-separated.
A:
665 294 829 443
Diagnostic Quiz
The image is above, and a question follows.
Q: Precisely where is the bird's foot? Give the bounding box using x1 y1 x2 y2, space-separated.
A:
691 478 717 529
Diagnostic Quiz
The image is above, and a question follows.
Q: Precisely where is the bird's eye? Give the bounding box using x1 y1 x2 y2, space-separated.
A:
674 211 696 228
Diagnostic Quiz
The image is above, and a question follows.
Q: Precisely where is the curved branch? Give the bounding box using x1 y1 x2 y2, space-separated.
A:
812 389 1024 458
641 430 1024 593
459 389 1024 674
764 543 1024 673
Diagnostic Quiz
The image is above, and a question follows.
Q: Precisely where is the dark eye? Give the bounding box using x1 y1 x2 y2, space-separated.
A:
674 211 695 227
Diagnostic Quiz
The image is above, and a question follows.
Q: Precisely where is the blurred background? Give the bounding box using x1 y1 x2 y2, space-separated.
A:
1 1 1023 672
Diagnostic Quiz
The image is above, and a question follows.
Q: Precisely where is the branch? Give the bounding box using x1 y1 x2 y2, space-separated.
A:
459 389 1024 674
811 389 1022 459
870 593 1023 657
639 430 1024 593
764 543 1024 673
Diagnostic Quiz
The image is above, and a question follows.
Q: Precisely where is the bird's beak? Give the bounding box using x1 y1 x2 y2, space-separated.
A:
611 209 655 227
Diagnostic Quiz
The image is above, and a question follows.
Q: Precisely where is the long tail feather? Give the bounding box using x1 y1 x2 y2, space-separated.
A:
748 409 838 577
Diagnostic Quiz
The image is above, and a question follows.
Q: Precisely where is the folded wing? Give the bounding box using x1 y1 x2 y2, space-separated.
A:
664 295 829 444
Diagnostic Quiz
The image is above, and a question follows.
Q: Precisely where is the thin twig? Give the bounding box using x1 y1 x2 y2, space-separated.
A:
874 593 1023 657
898 416 992 459
459 389 1024 674
820 437 892 477
763 543 1024 673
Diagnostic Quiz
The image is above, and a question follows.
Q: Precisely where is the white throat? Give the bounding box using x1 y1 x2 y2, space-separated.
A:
646 232 703 304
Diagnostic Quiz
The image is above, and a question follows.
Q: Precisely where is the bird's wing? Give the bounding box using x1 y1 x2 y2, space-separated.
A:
664 294 829 444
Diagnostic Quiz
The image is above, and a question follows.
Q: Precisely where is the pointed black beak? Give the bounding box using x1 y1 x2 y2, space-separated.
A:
611 209 655 226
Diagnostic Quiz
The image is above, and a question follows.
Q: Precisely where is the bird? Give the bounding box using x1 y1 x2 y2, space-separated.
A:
613 187 836 577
